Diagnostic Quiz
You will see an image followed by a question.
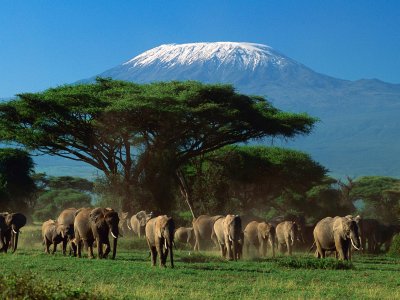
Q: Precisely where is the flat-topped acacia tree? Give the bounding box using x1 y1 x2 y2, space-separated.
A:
0 78 317 215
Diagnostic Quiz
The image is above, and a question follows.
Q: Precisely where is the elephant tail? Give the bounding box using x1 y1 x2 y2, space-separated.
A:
308 241 316 253
126 220 132 231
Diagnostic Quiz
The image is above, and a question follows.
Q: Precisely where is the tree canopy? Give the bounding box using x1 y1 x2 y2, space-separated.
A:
350 176 400 223
0 79 317 213
0 148 36 212
184 145 327 217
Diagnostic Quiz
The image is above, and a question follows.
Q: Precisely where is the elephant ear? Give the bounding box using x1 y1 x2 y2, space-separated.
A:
90 208 105 223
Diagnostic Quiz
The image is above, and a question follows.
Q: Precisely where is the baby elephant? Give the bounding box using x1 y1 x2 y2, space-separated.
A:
174 227 195 249
42 219 65 254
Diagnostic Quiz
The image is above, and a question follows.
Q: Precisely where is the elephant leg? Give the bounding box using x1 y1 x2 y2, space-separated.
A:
52 242 57 254
259 240 267 257
77 240 82 258
103 241 111 258
87 241 94 259
150 246 157 266
226 241 233 260
97 240 103 259
269 239 275 258
334 238 346 260
315 240 324 258
278 243 283 254
62 238 67 256
163 247 169 266
286 239 292 256
45 239 51 254
156 242 165 267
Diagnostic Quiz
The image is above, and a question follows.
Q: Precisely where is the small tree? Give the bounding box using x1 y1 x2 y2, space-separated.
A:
0 148 36 212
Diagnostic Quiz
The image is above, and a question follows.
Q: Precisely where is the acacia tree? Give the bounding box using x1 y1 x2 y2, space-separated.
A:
184 146 327 216
0 79 317 215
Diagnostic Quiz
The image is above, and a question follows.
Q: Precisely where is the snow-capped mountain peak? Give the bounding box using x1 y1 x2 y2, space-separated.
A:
123 42 293 71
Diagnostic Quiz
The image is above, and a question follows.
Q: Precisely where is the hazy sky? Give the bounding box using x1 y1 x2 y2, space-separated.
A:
1 0 400 98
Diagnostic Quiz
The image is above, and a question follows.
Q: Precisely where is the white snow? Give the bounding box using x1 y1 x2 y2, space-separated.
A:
122 42 293 71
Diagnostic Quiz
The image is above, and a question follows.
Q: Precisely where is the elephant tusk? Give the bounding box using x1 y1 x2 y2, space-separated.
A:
12 229 18 234
111 231 118 239
164 238 168 250
229 235 233 242
350 237 360 251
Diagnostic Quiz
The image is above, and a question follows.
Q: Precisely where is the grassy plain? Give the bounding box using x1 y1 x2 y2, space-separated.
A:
1 225 399 299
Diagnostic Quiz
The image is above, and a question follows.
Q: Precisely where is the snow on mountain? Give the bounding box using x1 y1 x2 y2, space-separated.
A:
123 42 293 70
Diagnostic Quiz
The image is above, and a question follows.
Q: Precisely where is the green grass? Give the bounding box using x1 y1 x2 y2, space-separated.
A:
1 225 400 299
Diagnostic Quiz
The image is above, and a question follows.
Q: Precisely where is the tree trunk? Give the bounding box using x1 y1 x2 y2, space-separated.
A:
176 169 196 219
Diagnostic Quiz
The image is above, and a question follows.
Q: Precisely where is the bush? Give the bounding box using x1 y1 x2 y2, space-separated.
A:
388 234 400 256
0 273 100 300
276 257 354 270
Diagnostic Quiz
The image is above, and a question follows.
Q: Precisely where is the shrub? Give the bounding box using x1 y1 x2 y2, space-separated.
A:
388 234 400 256
0 273 100 300
276 257 354 270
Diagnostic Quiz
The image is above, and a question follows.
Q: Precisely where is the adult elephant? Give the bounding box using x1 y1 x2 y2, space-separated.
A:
74 207 120 259
313 216 361 260
243 221 275 257
42 219 65 254
174 227 195 248
118 211 129 237
57 207 78 256
276 221 299 255
128 211 152 238
213 215 242 261
358 218 380 253
145 215 175 268
0 213 8 252
192 215 223 251
0 212 27 253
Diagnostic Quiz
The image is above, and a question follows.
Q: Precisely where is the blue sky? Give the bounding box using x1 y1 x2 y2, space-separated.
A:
1 0 400 98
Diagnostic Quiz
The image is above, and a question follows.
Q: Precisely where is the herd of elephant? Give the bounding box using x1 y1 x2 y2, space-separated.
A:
1 208 399 268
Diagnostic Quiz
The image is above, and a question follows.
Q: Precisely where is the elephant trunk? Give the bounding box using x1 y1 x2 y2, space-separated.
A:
110 225 119 259
112 236 117 259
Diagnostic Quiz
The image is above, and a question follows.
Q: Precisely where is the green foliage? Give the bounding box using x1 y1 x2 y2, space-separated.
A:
0 273 98 300
0 79 317 211
0 148 36 212
33 188 91 221
276 256 354 270
350 176 400 223
32 175 93 221
185 145 327 216
388 234 400 256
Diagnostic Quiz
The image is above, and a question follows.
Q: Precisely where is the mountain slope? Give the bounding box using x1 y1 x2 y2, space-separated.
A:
41 42 399 178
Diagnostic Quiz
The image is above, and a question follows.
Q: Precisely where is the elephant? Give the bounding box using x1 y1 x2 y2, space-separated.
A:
212 214 242 261
313 216 361 260
0 212 26 253
358 218 380 253
0 213 8 252
192 215 223 251
174 227 195 248
118 211 129 236
74 207 120 259
42 219 65 254
243 221 275 257
128 211 152 238
145 215 175 268
57 207 78 256
375 223 400 252
276 221 299 255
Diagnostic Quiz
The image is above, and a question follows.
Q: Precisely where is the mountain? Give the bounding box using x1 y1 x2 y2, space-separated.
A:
3 42 396 179
87 42 400 178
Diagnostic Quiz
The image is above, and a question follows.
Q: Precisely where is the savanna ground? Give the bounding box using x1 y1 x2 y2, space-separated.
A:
1 225 399 299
